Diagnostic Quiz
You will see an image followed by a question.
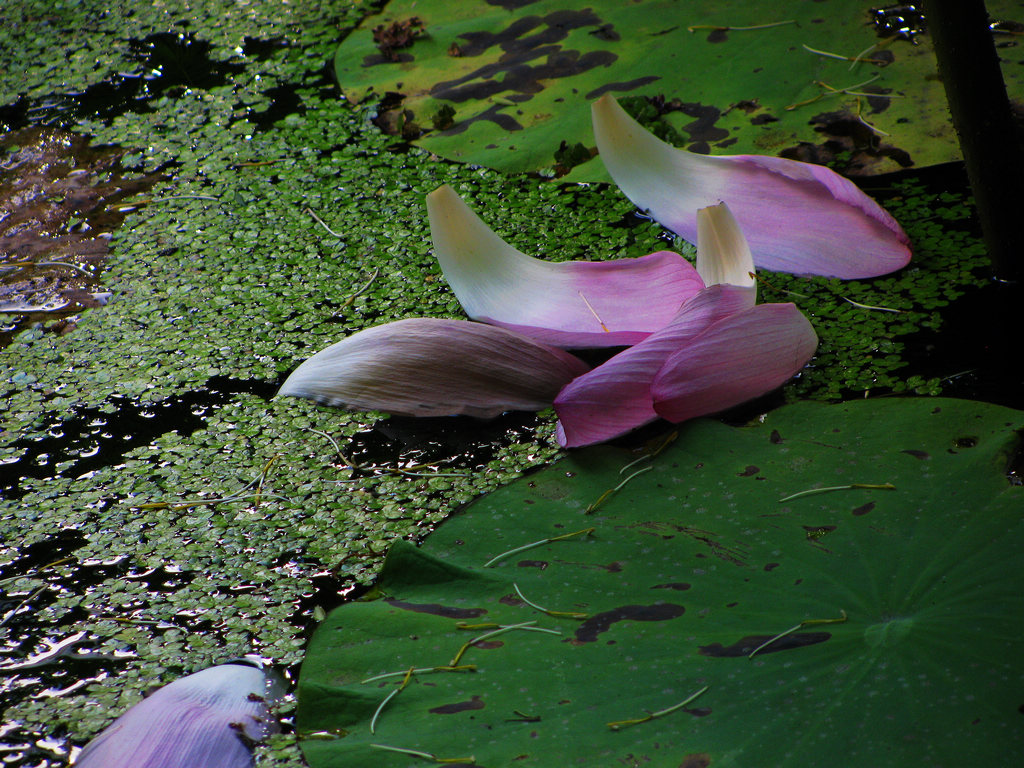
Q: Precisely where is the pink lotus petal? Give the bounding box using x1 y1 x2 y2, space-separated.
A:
427 184 704 348
554 285 755 447
278 318 590 418
592 94 911 279
652 303 818 424
75 661 281 768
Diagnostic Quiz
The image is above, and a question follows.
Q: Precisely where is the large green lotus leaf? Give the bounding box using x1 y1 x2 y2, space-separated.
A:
334 0 1024 177
298 398 1024 767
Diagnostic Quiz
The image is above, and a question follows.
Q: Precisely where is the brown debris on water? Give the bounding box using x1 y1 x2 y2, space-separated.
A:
0 128 158 346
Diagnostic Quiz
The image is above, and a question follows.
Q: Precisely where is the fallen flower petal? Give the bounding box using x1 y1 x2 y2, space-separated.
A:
652 303 818 423
554 284 756 448
427 184 705 348
278 318 590 418
592 94 911 279
74 660 282 768
696 201 756 293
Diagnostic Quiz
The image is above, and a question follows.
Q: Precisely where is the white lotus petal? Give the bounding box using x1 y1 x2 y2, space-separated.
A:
278 318 590 418
75 662 281 768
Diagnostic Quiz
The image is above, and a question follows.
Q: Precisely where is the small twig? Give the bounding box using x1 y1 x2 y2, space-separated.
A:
0 300 70 313
449 621 560 666
339 267 380 310
843 296 901 313
751 272 810 299
688 20 795 32
370 666 416 734
815 76 896 99
506 710 541 722
38 260 95 276
785 92 825 111
939 368 976 384
132 459 285 510
370 744 475 764
325 444 468 480
0 260 94 277
586 466 652 513
0 585 47 629
114 194 220 209
617 431 678 476
852 96 891 137
131 491 289 510
387 470 471 478
778 483 895 503
370 687 401 734
145 194 220 203
801 43 891 66
785 75 885 111
578 291 610 332
305 207 343 238
252 454 280 508
617 454 650 476
483 527 594 568
748 610 848 658
849 42 880 70
0 557 75 588
306 428 344 460
362 665 476 684
606 685 710 730
513 584 588 620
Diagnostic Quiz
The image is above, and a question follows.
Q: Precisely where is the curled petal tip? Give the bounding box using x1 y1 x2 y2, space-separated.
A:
696 202 756 292
279 318 589 419
427 184 704 348
593 94 911 279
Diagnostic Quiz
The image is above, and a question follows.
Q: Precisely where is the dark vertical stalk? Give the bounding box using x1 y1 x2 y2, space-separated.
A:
921 0 1024 283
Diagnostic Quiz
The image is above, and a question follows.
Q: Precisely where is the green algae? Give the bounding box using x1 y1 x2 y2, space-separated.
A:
0 1 996 766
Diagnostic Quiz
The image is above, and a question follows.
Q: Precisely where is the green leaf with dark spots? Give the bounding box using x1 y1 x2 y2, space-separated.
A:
299 398 1024 767
334 0 1024 177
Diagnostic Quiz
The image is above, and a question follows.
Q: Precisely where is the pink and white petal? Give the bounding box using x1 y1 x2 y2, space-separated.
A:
553 342 663 448
278 318 590 419
696 202 756 292
651 303 818 424
592 94 911 279
554 284 755 447
75 662 280 768
427 184 704 348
